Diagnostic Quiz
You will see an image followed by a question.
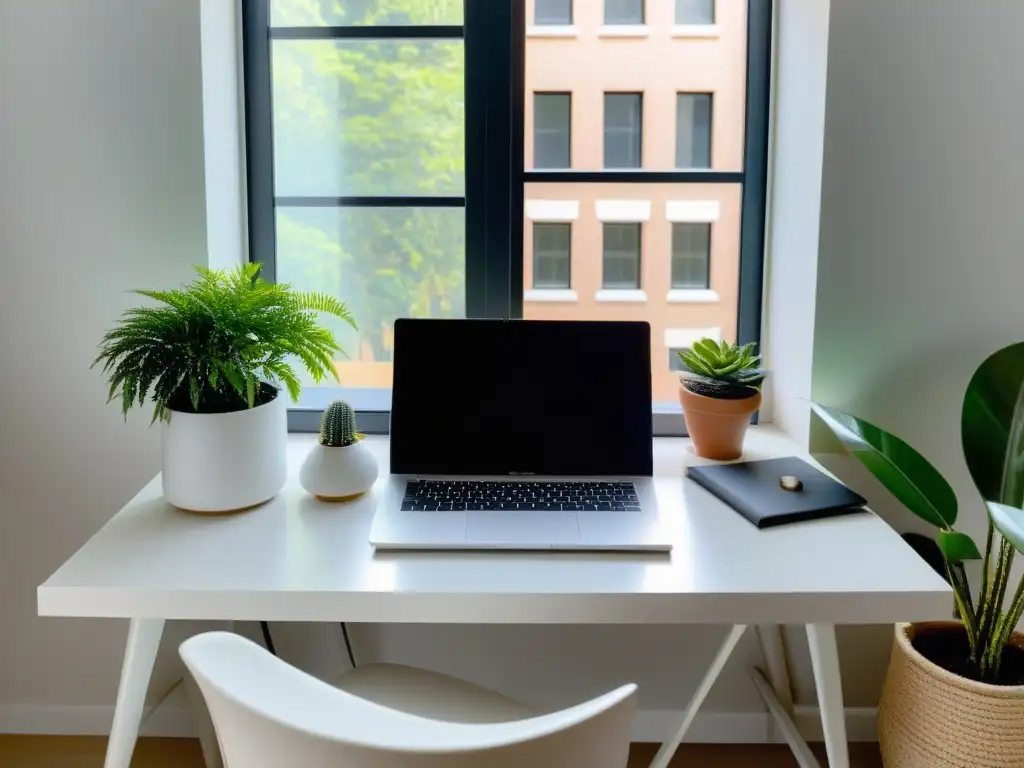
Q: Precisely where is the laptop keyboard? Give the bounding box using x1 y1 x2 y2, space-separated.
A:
402 480 641 512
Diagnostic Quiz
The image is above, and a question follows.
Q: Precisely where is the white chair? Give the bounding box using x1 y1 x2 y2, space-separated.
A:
180 631 638 768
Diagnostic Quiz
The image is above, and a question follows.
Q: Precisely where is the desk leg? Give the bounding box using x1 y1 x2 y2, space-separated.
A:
648 624 747 768
807 622 849 768
104 618 165 768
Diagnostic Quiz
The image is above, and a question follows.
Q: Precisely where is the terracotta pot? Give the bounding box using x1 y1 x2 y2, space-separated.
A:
878 622 1024 767
678 385 761 460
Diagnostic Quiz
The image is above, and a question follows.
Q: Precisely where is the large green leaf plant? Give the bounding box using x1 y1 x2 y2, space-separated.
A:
94 263 355 422
812 342 1024 682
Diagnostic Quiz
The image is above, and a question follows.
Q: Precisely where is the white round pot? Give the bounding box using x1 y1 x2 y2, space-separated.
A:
160 388 287 513
300 440 379 501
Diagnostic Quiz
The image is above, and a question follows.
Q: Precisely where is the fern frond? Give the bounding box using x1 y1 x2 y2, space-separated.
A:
95 264 352 419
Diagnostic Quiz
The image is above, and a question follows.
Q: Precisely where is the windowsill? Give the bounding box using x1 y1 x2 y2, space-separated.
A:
598 25 650 38
524 289 579 303
596 289 647 303
527 24 579 38
667 289 720 304
671 24 721 39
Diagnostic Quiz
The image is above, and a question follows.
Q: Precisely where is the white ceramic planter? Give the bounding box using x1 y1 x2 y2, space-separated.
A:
300 440 379 501
160 388 288 513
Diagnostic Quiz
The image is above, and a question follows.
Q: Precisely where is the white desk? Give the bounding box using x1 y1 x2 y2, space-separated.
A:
38 428 950 768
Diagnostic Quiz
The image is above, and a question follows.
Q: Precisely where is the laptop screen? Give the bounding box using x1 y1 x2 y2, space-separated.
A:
390 319 653 476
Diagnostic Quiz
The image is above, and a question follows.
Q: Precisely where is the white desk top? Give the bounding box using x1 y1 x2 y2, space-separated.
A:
38 428 951 625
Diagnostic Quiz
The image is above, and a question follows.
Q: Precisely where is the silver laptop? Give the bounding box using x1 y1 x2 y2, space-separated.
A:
369 319 671 552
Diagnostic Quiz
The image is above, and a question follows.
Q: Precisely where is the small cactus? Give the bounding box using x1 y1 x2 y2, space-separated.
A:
319 400 358 447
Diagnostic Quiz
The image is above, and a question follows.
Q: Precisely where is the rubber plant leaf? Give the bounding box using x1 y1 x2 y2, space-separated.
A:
963 342 1024 507
936 529 982 563
987 502 1024 556
810 403 958 529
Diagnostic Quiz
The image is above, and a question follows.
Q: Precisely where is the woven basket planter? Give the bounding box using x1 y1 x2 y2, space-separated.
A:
878 622 1024 767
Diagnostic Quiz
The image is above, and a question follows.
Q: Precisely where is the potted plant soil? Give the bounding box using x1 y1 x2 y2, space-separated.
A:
677 339 766 460
812 341 1024 767
300 400 379 501
93 264 354 513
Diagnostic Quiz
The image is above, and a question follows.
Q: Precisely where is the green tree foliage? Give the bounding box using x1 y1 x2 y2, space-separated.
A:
271 0 465 368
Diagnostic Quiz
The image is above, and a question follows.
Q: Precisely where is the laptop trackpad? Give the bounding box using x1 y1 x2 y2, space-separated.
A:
466 512 579 546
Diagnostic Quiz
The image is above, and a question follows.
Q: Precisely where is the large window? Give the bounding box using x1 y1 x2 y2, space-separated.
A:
534 93 571 169
604 94 643 169
676 93 712 169
243 0 772 432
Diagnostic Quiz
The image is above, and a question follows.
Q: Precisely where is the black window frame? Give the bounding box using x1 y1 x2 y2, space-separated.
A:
241 0 772 434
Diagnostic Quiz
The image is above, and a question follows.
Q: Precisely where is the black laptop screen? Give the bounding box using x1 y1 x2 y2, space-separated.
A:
389 319 653 476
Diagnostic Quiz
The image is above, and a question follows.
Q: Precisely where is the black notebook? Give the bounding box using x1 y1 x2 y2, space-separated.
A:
687 457 867 528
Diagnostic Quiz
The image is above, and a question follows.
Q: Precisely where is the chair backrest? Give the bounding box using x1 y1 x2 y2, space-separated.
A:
181 632 637 768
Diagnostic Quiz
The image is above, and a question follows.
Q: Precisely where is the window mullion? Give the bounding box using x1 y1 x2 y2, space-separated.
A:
241 0 277 283
465 0 521 320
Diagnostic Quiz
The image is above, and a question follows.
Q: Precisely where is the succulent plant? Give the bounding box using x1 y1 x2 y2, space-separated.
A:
319 400 359 447
678 338 766 400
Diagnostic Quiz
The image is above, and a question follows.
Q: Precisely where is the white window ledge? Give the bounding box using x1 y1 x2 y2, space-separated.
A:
596 200 651 222
598 25 650 38
524 289 579 303
527 25 579 38
525 200 580 222
671 24 721 39
667 289 720 304
666 200 720 222
596 289 648 303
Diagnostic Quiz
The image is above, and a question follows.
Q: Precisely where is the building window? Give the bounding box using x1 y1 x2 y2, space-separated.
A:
668 348 690 372
535 0 573 25
533 223 572 289
676 0 715 24
534 93 571 169
604 93 642 169
671 223 711 289
676 94 712 169
605 0 645 25
603 223 641 289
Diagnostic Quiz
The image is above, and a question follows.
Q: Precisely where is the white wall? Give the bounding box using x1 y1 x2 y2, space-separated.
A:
762 0 830 447
799 0 1024 706
0 0 210 721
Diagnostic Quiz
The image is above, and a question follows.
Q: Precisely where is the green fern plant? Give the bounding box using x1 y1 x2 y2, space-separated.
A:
678 338 766 400
93 263 356 422
319 400 360 447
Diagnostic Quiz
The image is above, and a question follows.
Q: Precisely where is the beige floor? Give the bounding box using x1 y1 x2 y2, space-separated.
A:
0 735 883 767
